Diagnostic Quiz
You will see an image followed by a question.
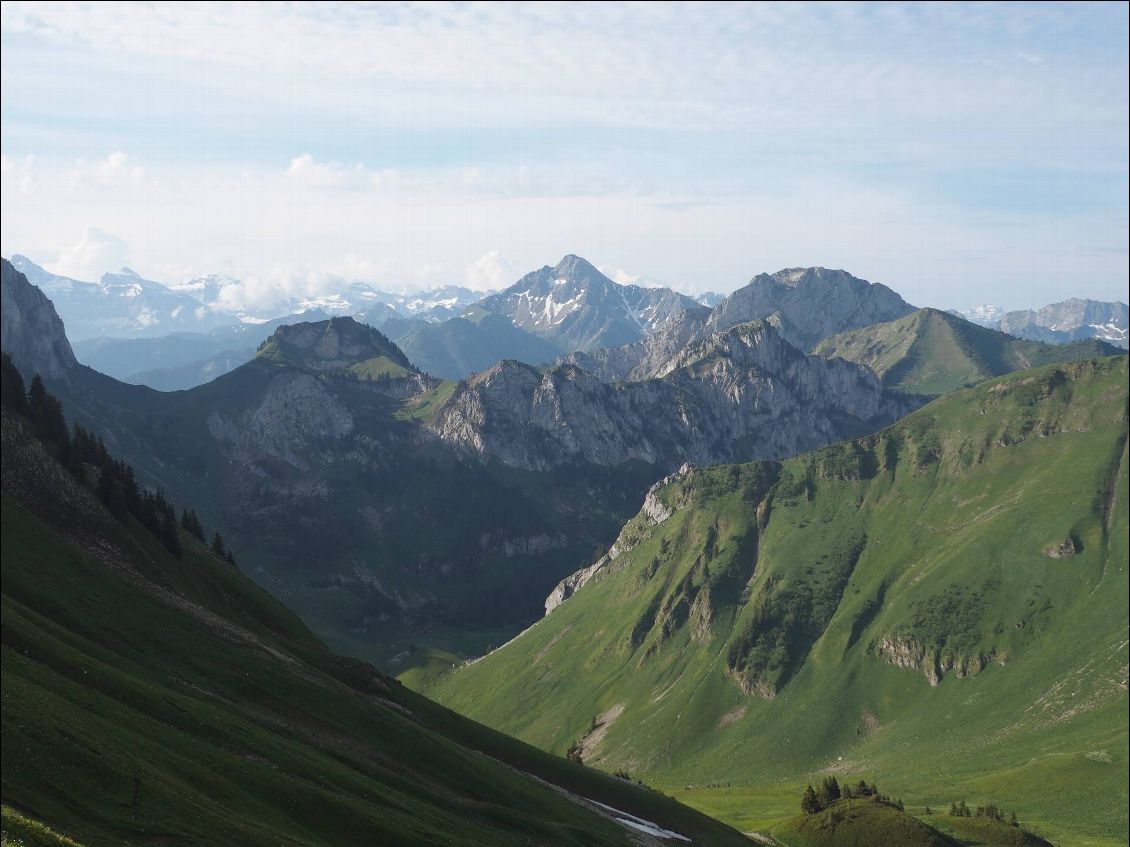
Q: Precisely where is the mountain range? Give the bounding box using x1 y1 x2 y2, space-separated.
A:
5 256 1121 667
1 257 927 666
557 264 920 383
15 249 1124 395
951 299 1127 349
3 250 1127 846
10 255 239 341
392 255 719 379
10 253 491 344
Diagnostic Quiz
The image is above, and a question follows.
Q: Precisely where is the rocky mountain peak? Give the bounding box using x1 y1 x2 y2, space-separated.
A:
257 316 414 373
766 267 825 287
552 253 603 281
0 258 78 379
705 266 916 352
477 255 706 353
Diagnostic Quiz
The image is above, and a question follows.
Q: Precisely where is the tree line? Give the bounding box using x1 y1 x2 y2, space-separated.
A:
948 799 1020 827
2 354 235 565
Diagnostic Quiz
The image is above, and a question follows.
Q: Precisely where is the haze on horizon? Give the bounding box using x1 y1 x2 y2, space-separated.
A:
1 1 1127 312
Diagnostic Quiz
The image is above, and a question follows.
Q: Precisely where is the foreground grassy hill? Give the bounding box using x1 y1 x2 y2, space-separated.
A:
775 799 959 847
814 308 1121 396
0 392 750 845
424 355 1129 846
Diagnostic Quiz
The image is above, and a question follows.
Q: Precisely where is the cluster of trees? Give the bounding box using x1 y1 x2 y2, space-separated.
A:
800 778 903 815
1 356 235 565
948 800 1019 826
795 776 1022 829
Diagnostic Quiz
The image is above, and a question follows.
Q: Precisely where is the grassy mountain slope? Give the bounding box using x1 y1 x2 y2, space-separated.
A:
0 410 751 846
814 308 1121 396
425 355 1129 846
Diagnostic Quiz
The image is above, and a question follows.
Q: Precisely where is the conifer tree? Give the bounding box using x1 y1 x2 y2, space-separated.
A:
97 467 128 519
0 354 27 413
801 784 822 815
161 507 182 557
181 508 205 541
27 374 70 455
819 775 841 806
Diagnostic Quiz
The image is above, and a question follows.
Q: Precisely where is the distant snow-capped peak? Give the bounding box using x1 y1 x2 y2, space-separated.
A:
950 304 1006 327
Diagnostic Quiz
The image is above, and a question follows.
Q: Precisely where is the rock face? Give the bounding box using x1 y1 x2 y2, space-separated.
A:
545 463 694 614
875 637 997 686
477 254 708 353
1044 537 1078 559
702 267 916 352
430 321 915 471
555 307 709 382
207 371 355 470
1 258 78 379
998 298 1128 349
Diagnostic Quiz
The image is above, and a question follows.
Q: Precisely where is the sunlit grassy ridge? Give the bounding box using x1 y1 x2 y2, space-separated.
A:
425 355 1129 846
814 308 1121 396
1 807 84 847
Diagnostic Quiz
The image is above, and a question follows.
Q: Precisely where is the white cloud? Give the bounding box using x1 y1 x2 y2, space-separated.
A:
92 150 146 189
213 265 358 313
57 151 149 193
597 264 641 285
464 250 514 292
49 227 130 281
3 2 1124 137
285 154 370 190
0 153 36 194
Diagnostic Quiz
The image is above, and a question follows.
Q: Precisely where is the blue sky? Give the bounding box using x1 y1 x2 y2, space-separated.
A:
1 1 1126 310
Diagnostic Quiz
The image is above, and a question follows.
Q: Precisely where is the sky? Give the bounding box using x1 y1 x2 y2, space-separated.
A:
1 1 1127 311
